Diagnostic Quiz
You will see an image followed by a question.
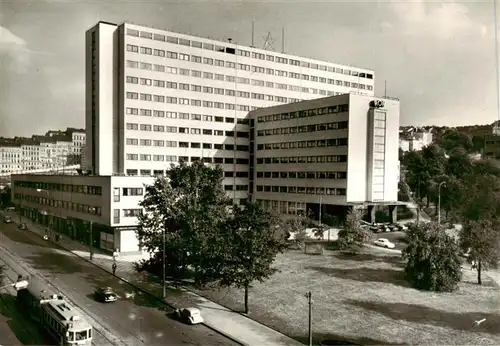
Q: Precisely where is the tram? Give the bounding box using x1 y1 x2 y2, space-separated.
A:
16 277 93 346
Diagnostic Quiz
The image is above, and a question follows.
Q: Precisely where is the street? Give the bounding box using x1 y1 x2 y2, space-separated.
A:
0 261 48 345
0 220 238 346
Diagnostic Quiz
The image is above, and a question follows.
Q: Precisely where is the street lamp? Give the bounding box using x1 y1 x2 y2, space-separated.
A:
162 220 166 299
88 207 96 261
437 182 446 225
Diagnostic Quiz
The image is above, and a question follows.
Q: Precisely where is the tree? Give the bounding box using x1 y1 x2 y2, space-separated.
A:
398 181 412 202
337 208 370 252
135 161 231 285
218 201 288 314
402 222 462 292
460 219 500 285
0 186 12 208
437 129 474 154
0 264 4 287
457 173 500 221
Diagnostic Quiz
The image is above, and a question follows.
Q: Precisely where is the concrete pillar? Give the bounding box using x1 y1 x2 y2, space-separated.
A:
389 205 397 224
368 205 376 224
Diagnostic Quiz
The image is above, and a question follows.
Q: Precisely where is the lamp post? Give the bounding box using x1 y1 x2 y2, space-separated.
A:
162 220 166 299
437 182 446 225
0 280 29 291
305 291 313 346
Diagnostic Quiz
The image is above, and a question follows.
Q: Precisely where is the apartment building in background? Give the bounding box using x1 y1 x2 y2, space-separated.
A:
398 127 433 152
484 134 500 160
85 21 375 204
0 128 86 175
250 93 400 222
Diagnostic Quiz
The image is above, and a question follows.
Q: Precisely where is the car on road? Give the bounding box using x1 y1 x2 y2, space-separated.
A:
94 286 118 303
18 222 27 230
373 238 396 249
174 307 204 325
3 215 12 223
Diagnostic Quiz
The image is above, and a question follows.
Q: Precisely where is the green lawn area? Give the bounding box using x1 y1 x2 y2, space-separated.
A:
193 247 500 345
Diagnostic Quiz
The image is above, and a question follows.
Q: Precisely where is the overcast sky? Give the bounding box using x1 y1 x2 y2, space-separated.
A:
0 0 497 137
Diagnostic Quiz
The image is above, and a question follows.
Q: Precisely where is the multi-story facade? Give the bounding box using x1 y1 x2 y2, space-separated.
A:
0 143 22 174
250 93 400 221
484 134 500 160
11 174 153 254
0 128 86 176
85 21 375 204
398 127 433 152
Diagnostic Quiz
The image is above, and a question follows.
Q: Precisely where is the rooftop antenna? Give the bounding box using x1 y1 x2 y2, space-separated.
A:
384 80 387 98
262 32 275 51
251 21 255 47
281 27 285 53
493 0 500 135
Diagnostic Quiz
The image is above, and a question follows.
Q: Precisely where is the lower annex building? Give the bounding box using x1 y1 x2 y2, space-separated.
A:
10 93 400 255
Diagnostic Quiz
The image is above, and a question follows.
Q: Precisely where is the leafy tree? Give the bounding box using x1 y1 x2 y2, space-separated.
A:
444 148 474 180
398 181 411 202
457 173 500 221
402 222 462 292
437 129 474 153
337 208 370 252
135 161 231 285
218 201 288 314
460 219 500 285
0 186 12 208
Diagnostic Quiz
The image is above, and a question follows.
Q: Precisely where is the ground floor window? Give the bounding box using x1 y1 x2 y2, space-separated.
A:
100 232 114 252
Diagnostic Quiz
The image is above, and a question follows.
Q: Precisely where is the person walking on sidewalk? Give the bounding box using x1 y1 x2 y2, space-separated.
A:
112 262 117 276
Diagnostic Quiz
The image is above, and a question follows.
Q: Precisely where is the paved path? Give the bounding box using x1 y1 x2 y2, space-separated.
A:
4 210 303 346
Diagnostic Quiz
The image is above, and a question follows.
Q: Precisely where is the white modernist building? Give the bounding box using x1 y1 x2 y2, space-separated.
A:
250 93 401 222
85 21 375 205
11 21 386 255
11 174 154 254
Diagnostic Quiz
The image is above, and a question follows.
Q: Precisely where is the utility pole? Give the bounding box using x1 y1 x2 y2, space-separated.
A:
305 291 313 346
162 220 166 299
89 220 93 260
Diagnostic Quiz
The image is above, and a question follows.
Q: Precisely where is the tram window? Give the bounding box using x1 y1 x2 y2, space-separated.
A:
76 330 87 340
88 329 92 337
68 332 75 341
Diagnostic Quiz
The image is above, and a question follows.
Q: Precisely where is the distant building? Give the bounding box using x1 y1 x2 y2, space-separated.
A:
484 134 500 160
399 126 433 152
0 128 86 175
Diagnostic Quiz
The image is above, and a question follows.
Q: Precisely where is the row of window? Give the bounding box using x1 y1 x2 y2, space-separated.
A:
257 138 348 151
124 31 374 79
125 91 263 111
14 193 102 216
256 171 347 180
125 139 249 151
256 185 347 196
125 123 249 138
126 74 349 101
257 199 307 215
256 155 348 164
224 185 249 191
125 50 373 91
126 156 250 164
126 108 250 125
257 121 348 137
14 181 103 195
125 60 366 99
257 104 349 123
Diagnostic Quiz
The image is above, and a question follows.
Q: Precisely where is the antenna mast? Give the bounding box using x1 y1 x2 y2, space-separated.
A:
251 21 255 47
262 32 274 51
494 0 500 134
384 80 387 98
281 27 285 53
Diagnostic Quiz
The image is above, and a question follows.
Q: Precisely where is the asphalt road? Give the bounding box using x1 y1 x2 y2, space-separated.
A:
0 262 48 345
0 219 238 346
371 231 407 251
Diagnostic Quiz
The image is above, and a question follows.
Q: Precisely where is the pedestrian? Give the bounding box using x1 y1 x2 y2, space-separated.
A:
471 260 477 271
112 262 117 276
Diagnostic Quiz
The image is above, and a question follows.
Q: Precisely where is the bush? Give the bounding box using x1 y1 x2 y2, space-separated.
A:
402 222 462 292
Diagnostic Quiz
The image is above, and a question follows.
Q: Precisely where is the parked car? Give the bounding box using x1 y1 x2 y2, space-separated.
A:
373 238 396 249
174 307 204 325
94 286 118 303
18 222 27 230
3 216 12 224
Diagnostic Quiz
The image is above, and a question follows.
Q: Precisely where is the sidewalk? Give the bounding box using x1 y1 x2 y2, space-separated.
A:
6 211 303 346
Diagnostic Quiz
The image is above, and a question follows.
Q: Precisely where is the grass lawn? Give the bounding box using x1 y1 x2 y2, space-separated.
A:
192 247 500 345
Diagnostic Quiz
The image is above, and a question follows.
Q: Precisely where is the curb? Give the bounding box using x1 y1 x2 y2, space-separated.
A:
16 217 246 346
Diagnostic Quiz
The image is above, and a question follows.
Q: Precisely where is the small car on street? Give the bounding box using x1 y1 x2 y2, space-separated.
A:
3 216 12 224
18 222 27 230
174 307 204 325
94 286 118 303
373 238 396 249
